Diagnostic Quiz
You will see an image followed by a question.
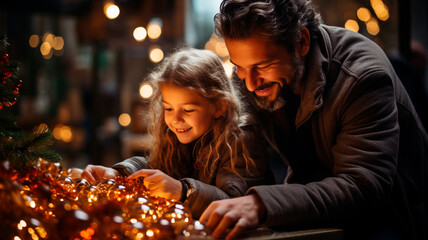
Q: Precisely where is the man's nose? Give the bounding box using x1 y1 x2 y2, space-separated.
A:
244 69 260 92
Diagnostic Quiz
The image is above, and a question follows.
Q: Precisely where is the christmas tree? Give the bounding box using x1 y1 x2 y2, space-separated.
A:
0 35 61 170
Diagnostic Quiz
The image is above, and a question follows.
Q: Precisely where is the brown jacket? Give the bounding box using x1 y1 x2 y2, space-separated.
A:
249 25 428 239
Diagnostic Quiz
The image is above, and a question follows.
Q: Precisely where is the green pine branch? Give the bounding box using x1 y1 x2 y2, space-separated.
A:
0 129 62 170
0 35 62 170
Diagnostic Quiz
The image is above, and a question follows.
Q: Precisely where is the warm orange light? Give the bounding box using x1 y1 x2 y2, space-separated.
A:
139 83 153 98
61 126 73 142
146 230 154 237
53 36 64 50
36 123 49 132
344 19 359 32
104 2 120 19
357 7 371 22
53 124 73 142
29 35 39 48
118 113 131 127
366 18 380 35
147 18 162 40
370 0 389 21
43 33 55 45
149 47 164 63
133 27 147 42
40 42 52 56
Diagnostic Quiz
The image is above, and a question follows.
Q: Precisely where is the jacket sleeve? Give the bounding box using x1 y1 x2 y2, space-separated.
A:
184 126 274 219
183 178 231 219
249 72 400 228
112 156 149 176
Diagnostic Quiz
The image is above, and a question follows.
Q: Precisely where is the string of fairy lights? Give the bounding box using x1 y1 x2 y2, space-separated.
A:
1 158 210 239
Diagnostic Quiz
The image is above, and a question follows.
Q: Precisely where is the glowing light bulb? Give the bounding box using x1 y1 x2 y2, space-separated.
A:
149 47 164 63
53 36 64 50
344 19 359 32
133 27 147 42
366 18 380 35
139 83 153 99
147 18 163 40
357 7 371 22
118 113 131 127
104 2 120 19
29 35 39 48
40 42 52 56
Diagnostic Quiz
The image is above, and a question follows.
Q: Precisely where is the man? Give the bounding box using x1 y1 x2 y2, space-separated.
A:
199 0 428 239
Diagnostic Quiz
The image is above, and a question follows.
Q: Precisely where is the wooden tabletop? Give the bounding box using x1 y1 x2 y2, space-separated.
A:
178 228 344 240
242 228 344 240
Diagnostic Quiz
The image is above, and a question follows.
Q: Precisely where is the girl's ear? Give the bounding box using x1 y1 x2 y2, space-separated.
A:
214 99 228 118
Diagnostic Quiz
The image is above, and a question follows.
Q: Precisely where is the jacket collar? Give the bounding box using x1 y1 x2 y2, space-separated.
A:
295 25 331 128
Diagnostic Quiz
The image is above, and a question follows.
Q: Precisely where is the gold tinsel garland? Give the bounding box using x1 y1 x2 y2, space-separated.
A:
0 159 211 240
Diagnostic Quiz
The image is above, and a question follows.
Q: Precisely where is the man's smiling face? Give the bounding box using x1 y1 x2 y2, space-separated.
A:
225 34 306 111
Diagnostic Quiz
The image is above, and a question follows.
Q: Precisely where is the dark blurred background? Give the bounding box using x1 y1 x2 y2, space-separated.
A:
0 0 427 170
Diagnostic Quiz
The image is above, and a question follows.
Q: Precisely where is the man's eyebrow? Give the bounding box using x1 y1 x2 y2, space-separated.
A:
229 58 273 68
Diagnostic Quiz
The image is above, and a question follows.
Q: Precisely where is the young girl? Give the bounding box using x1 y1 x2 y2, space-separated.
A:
82 48 273 218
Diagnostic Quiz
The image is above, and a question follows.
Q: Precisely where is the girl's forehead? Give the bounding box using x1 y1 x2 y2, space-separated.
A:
160 83 194 94
160 83 208 105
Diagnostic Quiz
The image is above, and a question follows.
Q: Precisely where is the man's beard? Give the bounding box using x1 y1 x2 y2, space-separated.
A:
251 56 305 112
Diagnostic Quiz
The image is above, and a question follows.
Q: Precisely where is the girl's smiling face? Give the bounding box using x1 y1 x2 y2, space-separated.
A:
161 83 218 144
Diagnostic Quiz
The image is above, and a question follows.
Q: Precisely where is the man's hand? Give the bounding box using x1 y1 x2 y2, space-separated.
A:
81 165 120 184
128 169 182 201
200 194 266 240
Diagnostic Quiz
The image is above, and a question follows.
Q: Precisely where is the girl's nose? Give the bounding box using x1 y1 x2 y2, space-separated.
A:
172 111 184 123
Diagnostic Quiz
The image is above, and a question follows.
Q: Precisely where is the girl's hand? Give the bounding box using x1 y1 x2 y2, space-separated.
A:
128 169 182 201
81 165 120 184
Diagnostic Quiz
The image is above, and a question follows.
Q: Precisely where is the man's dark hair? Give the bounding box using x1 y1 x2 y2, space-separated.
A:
214 0 322 51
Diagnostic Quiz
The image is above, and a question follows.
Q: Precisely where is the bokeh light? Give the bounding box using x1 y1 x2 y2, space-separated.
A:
53 124 73 142
357 7 371 22
139 83 153 99
344 19 359 32
52 36 64 50
147 18 163 40
149 47 164 63
104 2 120 19
133 27 147 42
29 35 39 48
366 18 380 35
371 0 389 21
40 42 52 57
43 33 55 46
118 113 131 127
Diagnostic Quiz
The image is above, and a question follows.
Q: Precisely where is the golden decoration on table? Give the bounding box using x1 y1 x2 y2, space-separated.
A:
0 159 211 239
